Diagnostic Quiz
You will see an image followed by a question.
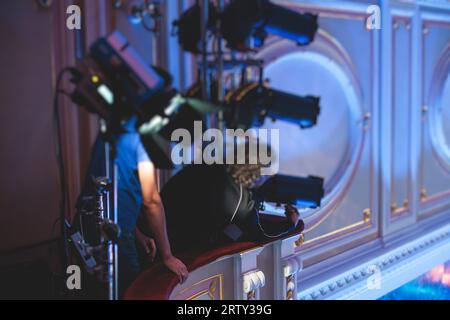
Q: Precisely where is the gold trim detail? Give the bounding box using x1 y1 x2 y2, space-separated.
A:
208 278 217 300
187 289 211 301
286 290 294 300
303 219 370 246
403 199 409 209
390 202 398 212
286 275 296 300
176 274 224 301
420 188 428 202
363 208 371 223
295 234 305 248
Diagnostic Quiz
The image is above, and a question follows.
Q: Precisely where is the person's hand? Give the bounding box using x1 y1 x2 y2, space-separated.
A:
284 204 300 226
136 229 157 263
163 255 189 284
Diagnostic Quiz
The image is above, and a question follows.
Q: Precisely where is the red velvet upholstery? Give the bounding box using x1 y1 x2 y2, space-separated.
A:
124 214 302 300
124 241 257 300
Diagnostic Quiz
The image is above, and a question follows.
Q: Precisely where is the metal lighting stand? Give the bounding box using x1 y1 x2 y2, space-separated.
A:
200 0 212 129
199 0 227 131
103 134 120 301
216 0 225 131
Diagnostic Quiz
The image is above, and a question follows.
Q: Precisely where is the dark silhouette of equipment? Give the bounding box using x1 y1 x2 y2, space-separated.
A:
254 175 325 209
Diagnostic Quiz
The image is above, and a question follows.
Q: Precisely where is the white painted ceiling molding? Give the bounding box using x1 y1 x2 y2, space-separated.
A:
418 0 450 10
298 222 450 300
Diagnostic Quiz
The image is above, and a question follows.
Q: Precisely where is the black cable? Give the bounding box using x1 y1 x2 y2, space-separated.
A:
53 67 75 271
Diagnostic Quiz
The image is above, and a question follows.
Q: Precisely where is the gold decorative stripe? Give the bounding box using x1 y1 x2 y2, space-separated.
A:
302 219 371 247
176 274 224 301
187 289 210 301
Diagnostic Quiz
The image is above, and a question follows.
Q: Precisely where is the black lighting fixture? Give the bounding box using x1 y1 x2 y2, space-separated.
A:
68 31 222 168
176 79 321 130
221 0 319 51
172 1 218 54
254 175 325 209
70 31 165 128
173 0 319 54
224 82 321 130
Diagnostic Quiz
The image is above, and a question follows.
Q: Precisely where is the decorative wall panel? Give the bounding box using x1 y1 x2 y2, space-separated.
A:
390 15 413 220
420 15 450 217
257 2 379 259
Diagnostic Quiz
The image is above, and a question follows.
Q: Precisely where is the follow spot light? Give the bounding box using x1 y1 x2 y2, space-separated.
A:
225 83 321 130
172 1 218 54
174 0 318 53
254 175 325 209
221 0 318 51
68 31 221 168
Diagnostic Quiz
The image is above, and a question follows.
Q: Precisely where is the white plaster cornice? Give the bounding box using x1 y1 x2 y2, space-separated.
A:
298 222 450 300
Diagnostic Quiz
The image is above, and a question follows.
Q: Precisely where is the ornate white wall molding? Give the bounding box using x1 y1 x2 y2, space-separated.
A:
243 271 266 300
418 0 450 10
283 256 303 300
234 247 265 300
273 235 304 300
418 9 450 219
298 222 450 300
255 0 380 259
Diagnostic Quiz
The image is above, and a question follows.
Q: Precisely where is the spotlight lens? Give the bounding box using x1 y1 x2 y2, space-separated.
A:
97 84 114 105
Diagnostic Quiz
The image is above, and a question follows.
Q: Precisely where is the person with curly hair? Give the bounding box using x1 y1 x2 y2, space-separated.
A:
149 143 304 254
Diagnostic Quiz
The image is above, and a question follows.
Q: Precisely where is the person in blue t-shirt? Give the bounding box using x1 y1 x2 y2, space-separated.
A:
77 117 188 295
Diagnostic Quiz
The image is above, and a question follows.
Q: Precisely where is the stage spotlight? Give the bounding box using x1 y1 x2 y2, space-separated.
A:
225 83 321 130
221 0 318 51
68 31 221 168
173 0 318 53
254 175 325 209
172 1 218 54
70 31 165 127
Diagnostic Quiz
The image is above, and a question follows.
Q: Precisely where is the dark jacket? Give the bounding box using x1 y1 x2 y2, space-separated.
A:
160 165 300 253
